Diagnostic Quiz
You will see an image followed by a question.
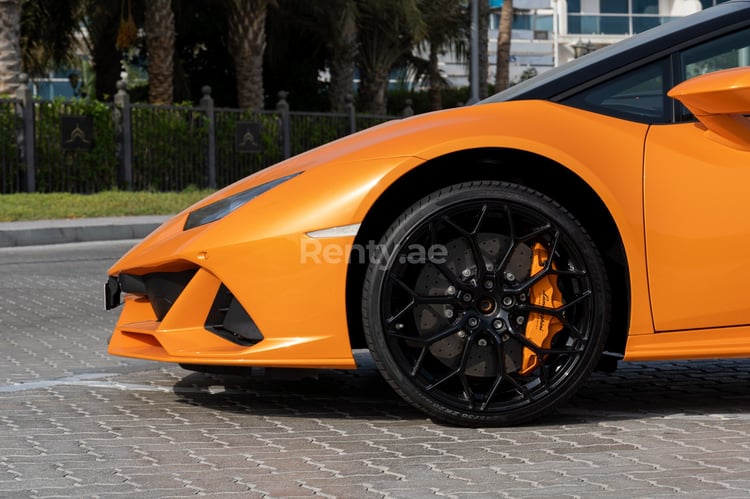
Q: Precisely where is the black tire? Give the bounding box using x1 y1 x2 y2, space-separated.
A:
361 181 611 426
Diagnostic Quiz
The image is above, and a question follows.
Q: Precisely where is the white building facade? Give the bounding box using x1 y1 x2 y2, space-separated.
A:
440 0 731 87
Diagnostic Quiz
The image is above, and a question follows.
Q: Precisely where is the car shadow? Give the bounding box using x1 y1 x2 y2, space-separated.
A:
171 357 750 426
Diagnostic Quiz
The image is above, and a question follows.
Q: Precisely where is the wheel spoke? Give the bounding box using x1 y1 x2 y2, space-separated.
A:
517 222 553 244
507 326 585 357
388 322 464 346
385 298 415 326
410 347 429 377
505 231 562 293
424 331 477 401
424 222 469 288
387 274 457 309
519 289 592 318
480 342 509 410
441 209 490 279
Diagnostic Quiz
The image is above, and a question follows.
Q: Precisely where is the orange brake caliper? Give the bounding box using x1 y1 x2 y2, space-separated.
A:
519 242 563 375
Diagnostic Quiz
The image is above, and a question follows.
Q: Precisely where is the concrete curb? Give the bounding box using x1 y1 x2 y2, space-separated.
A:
0 216 170 248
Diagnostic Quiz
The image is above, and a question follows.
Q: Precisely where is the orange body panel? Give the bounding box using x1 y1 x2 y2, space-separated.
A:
108 97 750 368
644 122 750 331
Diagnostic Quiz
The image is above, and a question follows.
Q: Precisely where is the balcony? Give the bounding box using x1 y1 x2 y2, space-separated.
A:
565 13 681 36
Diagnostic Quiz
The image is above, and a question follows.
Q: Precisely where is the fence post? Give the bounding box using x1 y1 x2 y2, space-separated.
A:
345 94 356 134
15 74 35 193
201 86 216 189
276 91 291 159
114 80 133 189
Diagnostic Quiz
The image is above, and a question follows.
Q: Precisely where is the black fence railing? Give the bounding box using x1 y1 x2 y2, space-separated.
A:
0 75 398 194
0 99 20 194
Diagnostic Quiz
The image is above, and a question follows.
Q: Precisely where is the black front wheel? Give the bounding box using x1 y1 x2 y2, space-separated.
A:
361 181 611 426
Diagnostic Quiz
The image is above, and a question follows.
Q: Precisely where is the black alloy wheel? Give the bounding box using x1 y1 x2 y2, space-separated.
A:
362 181 611 426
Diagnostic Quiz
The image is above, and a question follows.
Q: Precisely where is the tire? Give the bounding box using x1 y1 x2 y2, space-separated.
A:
361 181 611 426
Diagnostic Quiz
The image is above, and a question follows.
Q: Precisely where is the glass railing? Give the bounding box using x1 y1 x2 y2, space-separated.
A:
566 14 680 35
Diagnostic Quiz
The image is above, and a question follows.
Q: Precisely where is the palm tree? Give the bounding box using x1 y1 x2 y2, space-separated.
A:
356 0 424 114
225 0 273 109
20 0 82 79
144 0 175 104
81 0 123 100
418 0 466 110
0 0 22 95
326 1 358 112
280 0 357 112
494 0 513 91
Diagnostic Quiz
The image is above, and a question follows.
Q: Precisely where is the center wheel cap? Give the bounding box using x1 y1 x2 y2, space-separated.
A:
477 296 496 314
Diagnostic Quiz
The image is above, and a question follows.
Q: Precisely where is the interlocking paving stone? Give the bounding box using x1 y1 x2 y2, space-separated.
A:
3 241 750 498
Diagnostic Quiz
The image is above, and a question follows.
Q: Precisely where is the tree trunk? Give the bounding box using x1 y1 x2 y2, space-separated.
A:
494 0 513 92
428 43 442 111
227 0 269 110
358 64 389 115
145 0 175 105
0 0 22 95
328 6 357 112
478 0 489 98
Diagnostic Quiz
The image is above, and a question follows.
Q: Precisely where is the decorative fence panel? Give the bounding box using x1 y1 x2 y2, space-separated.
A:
130 104 208 191
214 108 283 188
0 76 397 194
34 99 117 193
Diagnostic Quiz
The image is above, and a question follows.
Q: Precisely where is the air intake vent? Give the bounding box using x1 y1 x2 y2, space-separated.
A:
205 284 263 346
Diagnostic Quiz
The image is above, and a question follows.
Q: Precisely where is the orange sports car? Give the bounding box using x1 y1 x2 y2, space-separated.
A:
106 1 750 426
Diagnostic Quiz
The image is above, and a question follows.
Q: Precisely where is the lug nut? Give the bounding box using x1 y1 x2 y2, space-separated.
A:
467 317 479 328
492 319 505 331
462 293 473 303
483 279 494 290
502 296 514 308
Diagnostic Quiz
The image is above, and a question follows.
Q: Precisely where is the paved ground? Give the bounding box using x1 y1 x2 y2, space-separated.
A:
2 240 750 498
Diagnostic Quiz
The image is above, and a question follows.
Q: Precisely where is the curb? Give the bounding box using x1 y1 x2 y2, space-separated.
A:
0 216 170 248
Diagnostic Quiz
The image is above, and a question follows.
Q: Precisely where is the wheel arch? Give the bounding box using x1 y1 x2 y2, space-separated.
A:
345 147 630 365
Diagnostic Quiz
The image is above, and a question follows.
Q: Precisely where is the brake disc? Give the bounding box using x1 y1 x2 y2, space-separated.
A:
413 234 532 377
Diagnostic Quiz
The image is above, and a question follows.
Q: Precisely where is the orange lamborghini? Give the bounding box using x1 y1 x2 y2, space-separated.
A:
106 1 750 426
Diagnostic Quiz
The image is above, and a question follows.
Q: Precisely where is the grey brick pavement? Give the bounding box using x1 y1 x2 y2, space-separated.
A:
2 240 750 498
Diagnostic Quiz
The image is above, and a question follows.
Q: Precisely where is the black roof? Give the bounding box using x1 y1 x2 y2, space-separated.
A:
483 0 750 103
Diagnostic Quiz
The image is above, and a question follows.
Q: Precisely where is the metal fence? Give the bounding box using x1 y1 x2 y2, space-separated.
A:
0 99 20 194
0 75 397 194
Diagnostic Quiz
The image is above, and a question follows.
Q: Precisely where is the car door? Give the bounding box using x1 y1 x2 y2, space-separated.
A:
644 27 750 332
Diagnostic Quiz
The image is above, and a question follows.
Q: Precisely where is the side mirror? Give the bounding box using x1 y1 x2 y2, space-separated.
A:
668 66 750 151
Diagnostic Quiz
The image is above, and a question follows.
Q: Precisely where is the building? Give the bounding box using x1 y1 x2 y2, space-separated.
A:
441 0 731 87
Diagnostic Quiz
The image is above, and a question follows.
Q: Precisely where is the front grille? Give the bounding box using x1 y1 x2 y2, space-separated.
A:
205 284 264 346
119 270 197 321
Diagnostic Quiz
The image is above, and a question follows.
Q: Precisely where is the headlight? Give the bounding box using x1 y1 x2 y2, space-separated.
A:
184 173 300 230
